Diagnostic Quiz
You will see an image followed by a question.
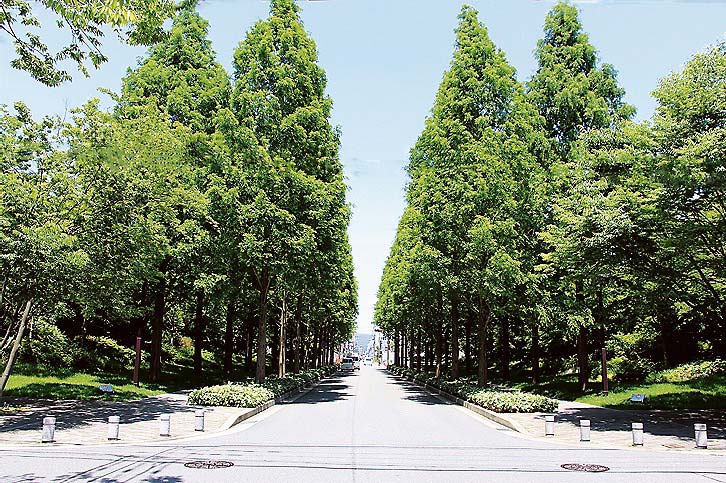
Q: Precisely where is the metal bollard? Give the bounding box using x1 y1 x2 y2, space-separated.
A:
195 410 205 432
42 417 56 443
632 422 644 446
160 414 171 437
545 414 555 436
694 423 708 449
107 416 120 440
580 419 591 442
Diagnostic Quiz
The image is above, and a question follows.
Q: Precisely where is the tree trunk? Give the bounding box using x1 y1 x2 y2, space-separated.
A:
0 299 32 398
477 298 490 387
531 319 540 384
256 268 270 383
465 312 471 372
278 294 286 377
575 281 588 392
150 258 169 382
450 290 460 379
193 289 205 376
501 314 510 381
223 294 237 374
245 313 254 372
293 296 302 373
436 290 443 377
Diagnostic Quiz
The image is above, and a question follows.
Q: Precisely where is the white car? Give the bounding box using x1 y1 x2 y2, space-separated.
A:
341 357 354 370
352 355 361 370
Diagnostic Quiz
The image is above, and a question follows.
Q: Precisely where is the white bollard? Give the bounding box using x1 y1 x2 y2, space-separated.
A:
42 417 56 443
195 410 205 432
160 414 171 437
632 422 644 446
107 416 120 440
694 423 708 449
580 419 591 442
545 414 555 436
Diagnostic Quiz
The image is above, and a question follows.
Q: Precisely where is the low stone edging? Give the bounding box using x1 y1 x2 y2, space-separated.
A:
389 369 526 433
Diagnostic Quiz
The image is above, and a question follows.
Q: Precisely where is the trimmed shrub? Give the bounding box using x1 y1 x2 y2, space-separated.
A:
387 365 558 413
188 384 274 407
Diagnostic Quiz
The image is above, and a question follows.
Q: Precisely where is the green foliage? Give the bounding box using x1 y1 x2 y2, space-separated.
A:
1 0 175 85
77 336 137 373
21 319 74 367
647 360 726 384
187 383 275 408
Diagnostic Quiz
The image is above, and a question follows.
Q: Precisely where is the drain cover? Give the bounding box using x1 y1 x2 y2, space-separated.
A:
184 460 234 469
561 463 610 473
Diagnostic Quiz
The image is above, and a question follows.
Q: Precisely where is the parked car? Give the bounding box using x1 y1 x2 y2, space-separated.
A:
352 355 361 370
341 357 354 371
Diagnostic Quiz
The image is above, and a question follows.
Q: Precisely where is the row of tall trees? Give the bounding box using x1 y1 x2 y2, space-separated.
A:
375 2 725 390
0 0 357 393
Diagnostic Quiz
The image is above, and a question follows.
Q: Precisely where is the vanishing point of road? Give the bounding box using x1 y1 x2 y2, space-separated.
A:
1 368 724 482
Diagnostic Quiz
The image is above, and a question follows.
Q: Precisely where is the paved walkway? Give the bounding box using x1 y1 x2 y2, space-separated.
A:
504 400 726 451
0 392 244 445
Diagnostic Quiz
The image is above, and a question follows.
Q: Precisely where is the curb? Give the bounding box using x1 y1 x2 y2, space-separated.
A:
388 370 527 433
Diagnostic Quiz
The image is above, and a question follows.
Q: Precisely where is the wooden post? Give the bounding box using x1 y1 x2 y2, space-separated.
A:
601 347 608 396
133 329 142 387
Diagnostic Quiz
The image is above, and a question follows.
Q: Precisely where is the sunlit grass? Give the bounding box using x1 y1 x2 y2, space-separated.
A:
4 372 164 401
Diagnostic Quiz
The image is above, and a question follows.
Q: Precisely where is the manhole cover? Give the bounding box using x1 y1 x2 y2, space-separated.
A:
184 460 234 469
561 463 610 473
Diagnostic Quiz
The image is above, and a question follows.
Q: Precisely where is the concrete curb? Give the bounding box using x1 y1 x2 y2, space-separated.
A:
389 370 527 433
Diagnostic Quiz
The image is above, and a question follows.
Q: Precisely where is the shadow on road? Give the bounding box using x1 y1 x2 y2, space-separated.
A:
381 370 447 406
289 377 352 404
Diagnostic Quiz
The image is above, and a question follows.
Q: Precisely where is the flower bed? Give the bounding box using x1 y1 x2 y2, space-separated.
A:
188 365 338 407
388 365 558 413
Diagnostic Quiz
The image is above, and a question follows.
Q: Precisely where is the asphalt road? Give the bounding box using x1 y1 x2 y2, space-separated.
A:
1 367 724 482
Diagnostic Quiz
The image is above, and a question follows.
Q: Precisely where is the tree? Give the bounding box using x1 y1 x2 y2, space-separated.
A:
1 0 175 86
528 1 634 391
225 0 355 382
116 1 230 379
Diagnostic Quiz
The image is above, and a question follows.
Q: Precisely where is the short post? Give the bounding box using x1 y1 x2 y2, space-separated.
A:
601 347 608 396
632 422 644 446
195 410 205 432
694 423 708 449
545 414 555 436
160 414 171 437
580 419 591 442
42 417 56 443
107 416 120 440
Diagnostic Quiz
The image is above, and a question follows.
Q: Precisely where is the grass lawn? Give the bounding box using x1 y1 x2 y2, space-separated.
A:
3 372 165 401
515 375 726 410
2 361 238 402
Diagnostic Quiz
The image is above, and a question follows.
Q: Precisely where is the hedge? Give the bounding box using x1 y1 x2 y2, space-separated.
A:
388 365 558 413
188 365 338 407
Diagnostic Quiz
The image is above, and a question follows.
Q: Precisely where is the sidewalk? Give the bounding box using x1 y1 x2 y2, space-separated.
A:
503 400 726 451
0 393 245 446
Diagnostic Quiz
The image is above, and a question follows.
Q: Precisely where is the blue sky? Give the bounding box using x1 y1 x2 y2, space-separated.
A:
2 0 725 335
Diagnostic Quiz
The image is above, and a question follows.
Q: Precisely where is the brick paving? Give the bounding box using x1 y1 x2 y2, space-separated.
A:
504 400 726 452
0 392 246 446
